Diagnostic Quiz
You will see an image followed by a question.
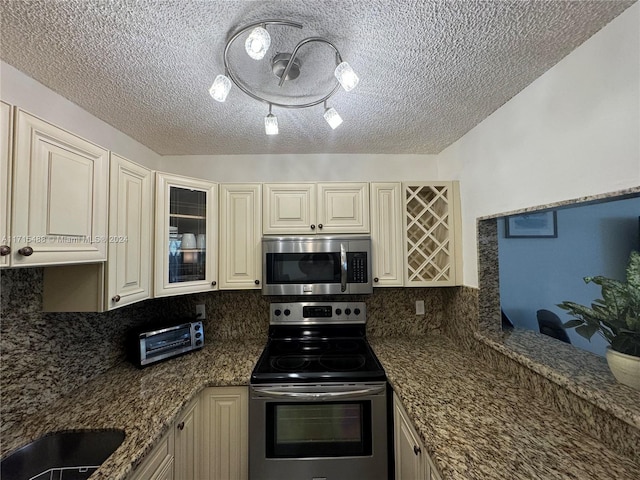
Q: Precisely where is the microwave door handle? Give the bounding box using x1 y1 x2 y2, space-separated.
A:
340 243 347 292
252 386 386 399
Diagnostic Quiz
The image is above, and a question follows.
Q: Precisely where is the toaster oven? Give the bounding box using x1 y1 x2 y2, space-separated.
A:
129 320 204 367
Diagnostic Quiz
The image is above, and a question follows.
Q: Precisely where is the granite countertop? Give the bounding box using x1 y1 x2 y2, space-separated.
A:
370 336 640 480
5 335 639 480
1 338 265 480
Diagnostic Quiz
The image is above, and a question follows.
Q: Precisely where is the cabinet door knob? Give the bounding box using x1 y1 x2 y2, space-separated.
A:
0 245 10 256
310 224 316 230
177 421 185 430
211 281 217 287
374 277 379 283
318 223 323 229
112 295 121 303
413 445 421 456
18 246 33 257
255 279 260 285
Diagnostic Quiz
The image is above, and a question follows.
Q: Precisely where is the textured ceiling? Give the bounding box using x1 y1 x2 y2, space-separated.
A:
0 0 635 155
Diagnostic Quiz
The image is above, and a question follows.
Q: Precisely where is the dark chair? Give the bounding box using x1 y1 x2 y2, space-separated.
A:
536 309 571 344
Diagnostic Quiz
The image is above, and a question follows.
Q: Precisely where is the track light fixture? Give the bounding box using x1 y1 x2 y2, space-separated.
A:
209 19 359 135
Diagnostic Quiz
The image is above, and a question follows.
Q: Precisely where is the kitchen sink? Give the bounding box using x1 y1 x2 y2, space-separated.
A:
1 429 125 480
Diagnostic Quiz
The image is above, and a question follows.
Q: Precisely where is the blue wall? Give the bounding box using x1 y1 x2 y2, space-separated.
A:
498 196 640 356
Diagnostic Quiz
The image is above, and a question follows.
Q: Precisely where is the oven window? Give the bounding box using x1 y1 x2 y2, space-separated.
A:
266 253 341 284
266 401 372 458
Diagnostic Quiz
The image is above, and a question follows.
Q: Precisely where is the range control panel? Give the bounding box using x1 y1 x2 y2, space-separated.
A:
270 302 367 325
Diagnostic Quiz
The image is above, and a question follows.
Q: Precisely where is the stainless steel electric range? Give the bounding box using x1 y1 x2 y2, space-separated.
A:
249 301 388 480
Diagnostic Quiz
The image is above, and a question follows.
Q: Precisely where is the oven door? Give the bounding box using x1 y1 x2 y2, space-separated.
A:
249 383 387 480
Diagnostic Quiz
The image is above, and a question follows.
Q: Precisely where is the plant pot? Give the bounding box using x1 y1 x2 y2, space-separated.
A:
606 347 640 390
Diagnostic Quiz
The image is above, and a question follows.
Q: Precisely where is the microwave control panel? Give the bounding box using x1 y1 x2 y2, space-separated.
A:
347 252 368 283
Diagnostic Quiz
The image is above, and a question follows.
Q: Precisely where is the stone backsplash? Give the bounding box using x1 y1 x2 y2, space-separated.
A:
1 267 458 440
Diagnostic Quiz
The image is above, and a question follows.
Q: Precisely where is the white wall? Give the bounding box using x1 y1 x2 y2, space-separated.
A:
156 153 439 182
0 62 161 169
438 3 640 287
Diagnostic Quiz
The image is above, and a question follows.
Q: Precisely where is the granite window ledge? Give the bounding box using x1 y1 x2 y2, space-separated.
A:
475 328 640 430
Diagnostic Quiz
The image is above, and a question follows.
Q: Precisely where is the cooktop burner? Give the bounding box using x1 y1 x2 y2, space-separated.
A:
251 302 386 384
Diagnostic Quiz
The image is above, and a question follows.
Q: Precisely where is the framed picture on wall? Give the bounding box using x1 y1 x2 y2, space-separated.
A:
505 211 557 238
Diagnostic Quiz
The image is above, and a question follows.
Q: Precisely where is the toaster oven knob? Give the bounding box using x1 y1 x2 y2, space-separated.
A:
196 340 202 346
345 308 351 315
335 308 342 315
284 309 291 316
196 332 202 338
354 308 361 315
274 309 282 316
195 324 200 330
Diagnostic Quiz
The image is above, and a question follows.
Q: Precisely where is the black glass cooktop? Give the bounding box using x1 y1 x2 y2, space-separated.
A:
251 335 386 384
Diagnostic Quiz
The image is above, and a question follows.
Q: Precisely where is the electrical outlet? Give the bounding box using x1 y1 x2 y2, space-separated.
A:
415 300 425 315
196 304 206 319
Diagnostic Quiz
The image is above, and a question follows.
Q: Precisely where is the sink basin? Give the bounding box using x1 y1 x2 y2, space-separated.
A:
1 429 125 480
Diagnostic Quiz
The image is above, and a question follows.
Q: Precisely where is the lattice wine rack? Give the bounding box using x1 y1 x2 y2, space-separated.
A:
403 183 459 286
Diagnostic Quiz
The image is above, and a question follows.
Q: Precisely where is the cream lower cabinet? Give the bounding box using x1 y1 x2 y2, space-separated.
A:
200 386 248 480
130 428 175 480
403 182 462 286
11 109 109 266
370 182 403 287
0 102 12 267
393 393 442 480
263 182 369 234
219 184 262 289
155 173 218 297
174 396 201 480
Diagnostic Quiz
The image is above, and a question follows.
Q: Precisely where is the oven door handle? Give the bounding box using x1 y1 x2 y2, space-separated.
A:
340 243 347 292
252 385 385 399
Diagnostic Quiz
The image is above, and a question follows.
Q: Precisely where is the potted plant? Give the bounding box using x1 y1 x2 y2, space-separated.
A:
558 250 640 390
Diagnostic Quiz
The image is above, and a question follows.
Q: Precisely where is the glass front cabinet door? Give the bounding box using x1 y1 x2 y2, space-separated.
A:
155 172 218 297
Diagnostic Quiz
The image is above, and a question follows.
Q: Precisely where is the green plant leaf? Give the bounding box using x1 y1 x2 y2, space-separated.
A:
575 324 599 341
562 319 584 329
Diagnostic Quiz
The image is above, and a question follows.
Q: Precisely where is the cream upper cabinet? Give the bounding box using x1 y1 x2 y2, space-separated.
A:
219 184 262 289
263 183 316 234
174 395 201 480
0 102 13 268
106 154 153 309
263 182 369 234
11 109 109 266
200 386 248 480
403 182 462 287
370 183 403 286
316 182 370 233
155 172 218 297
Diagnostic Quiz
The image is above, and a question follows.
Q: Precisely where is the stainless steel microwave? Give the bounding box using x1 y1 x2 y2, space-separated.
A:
262 236 372 296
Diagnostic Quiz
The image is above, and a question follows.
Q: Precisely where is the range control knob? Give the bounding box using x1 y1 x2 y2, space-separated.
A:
195 324 200 331
274 309 282 316
335 308 342 315
196 332 202 338
345 308 351 315
284 309 291 316
354 308 361 315
196 340 202 346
